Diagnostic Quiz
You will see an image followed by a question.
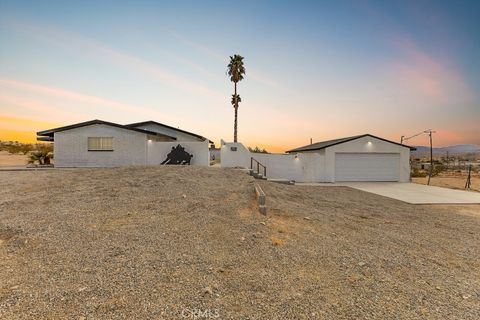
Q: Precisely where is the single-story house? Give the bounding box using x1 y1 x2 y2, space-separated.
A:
37 119 212 167
221 134 415 182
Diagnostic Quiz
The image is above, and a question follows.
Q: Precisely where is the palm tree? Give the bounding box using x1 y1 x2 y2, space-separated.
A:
227 55 245 142
231 94 241 106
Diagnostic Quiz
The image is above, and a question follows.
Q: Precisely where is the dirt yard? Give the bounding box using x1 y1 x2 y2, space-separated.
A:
0 167 479 319
0 151 29 167
413 175 479 192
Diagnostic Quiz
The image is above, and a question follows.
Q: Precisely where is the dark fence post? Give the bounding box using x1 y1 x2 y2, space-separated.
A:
465 165 472 189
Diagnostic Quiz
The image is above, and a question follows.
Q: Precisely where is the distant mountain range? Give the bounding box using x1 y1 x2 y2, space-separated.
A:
412 144 480 154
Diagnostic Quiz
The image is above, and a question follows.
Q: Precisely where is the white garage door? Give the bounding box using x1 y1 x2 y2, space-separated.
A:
335 153 400 182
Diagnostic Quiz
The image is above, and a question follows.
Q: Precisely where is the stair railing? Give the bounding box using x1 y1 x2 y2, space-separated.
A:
250 157 266 177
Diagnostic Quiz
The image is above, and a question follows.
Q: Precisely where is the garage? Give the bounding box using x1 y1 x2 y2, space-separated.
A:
286 134 415 183
334 153 400 182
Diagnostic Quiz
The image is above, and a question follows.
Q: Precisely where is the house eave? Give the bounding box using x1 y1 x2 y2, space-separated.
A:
287 134 416 153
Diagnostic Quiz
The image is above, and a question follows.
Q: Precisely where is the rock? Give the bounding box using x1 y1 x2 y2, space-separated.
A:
260 222 266 226
304 217 311 220
78 287 88 292
240 237 245 241
462 294 471 300
182 194 187 198
358 262 366 267
202 286 213 296
435 286 442 291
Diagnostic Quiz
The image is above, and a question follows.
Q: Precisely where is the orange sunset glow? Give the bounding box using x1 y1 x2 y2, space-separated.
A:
1 1 479 151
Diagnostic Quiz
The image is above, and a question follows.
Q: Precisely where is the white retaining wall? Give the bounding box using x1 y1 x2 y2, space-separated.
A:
147 141 210 166
220 142 325 182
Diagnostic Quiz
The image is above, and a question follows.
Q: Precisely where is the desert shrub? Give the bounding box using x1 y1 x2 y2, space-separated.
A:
431 164 445 177
1 143 36 154
37 144 53 154
411 167 428 177
248 146 269 154
28 150 53 165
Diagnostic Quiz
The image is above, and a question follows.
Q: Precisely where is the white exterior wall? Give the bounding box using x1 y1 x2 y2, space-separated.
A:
132 123 204 142
324 136 411 182
147 141 210 166
220 142 325 182
221 137 411 182
54 124 147 167
253 152 325 182
220 142 252 168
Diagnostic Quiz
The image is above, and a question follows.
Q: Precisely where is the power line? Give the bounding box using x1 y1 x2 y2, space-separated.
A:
401 129 435 144
401 129 436 185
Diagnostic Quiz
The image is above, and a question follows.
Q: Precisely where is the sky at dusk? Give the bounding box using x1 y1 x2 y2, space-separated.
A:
0 0 479 152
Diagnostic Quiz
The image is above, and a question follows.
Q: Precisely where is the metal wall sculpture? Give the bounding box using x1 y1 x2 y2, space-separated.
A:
161 144 193 165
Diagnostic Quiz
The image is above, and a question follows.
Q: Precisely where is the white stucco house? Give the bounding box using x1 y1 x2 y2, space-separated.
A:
221 134 415 182
37 120 212 167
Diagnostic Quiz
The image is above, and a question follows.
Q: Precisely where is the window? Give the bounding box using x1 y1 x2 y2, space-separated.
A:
88 137 113 151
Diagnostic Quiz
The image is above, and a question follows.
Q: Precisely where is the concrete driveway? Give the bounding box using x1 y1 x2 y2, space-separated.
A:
341 182 480 204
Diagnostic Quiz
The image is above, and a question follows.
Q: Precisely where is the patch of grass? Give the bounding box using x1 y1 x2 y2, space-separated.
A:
277 226 287 233
271 236 284 246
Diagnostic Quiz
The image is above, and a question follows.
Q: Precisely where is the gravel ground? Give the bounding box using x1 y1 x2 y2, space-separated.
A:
0 151 29 167
413 176 480 192
0 166 479 319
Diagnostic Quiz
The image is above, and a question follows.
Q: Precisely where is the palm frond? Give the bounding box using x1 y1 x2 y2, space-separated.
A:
227 54 246 83
231 94 241 106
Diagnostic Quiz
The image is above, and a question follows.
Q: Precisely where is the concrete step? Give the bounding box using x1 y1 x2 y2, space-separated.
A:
252 173 268 180
267 178 295 185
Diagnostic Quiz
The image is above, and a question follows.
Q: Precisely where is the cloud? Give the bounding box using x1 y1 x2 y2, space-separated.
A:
1 17 223 99
0 115 60 142
171 31 279 88
0 91 85 121
388 37 472 102
0 77 173 120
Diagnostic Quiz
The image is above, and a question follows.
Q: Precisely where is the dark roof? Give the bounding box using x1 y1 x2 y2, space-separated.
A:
126 121 212 143
36 119 177 141
286 134 416 153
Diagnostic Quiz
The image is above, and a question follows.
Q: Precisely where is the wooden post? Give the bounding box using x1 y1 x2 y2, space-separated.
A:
427 131 433 186
465 165 472 189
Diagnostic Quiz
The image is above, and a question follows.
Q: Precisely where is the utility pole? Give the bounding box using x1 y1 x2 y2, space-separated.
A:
427 130 434 185
402 129 435 185
310 138 313 145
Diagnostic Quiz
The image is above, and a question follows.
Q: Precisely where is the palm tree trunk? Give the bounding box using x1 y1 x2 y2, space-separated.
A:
234 82 238 142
